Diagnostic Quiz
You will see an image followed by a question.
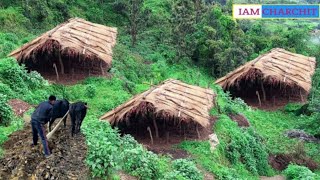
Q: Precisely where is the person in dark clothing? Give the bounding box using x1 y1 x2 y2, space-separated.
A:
31 95 56 158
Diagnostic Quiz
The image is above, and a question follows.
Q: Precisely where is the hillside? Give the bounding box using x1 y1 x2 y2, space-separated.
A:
0 1 320 179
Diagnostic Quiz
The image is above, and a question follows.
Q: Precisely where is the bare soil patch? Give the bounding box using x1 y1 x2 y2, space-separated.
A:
0 122 88 180
41 71 111 85
243 97 303 111
269 154 318 171
8 99 31 117
260 175 285 180
132 116 217 159
228 114 250 127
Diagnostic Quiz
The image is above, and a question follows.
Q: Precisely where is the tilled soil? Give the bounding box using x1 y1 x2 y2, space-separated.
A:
0 123 88 180
8 99 31 117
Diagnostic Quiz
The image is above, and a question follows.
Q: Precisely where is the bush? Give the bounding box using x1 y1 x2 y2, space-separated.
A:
0 93 13 126
214 115 272 176
0 58 47 102
284 103 304 113
284 164 316 180
227 127 271 175
170 159 203 180
121 135 163 179
84 120 122 178
85 85 97 99
219 92 249 115
0 82 14 98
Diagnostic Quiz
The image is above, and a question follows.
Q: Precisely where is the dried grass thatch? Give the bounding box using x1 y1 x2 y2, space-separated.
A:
9 18 117 68
100 79 215 128
215 48 316 93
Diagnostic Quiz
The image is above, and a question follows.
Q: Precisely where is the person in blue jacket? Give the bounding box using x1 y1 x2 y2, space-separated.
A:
31 95 56 158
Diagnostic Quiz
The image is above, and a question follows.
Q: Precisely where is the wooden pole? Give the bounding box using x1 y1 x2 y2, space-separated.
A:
152 117 159 138
68 55 71 74
196 124 201 140
300 89 304 102
100 61 105 76
58 50 64 74
166 131 169 144
256 91 261 107
273 96 276 107
46 110 69 140
53 63 59 81
260 82 266 102
71 68 74 81
183 125 186 140
147 127 154 145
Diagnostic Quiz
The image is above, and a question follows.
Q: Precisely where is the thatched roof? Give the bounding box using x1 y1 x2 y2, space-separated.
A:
9 18 117 66
100 79 215 127
215 48 316 93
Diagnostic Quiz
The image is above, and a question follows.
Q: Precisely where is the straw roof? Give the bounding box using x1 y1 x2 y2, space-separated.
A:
215 48 316 93
9 18 117 66
100 79 215 127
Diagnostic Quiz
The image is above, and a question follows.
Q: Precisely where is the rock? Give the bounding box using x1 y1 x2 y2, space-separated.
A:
285 129 319 142
209 133 219 152
45 172 50 179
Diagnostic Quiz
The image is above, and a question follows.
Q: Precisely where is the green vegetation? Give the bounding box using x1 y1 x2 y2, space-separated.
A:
0 0 320 179
84 118 202 179
180 114 274 179
284 164 318 180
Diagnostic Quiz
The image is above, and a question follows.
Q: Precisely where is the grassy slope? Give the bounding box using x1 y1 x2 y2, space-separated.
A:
1 43 319 178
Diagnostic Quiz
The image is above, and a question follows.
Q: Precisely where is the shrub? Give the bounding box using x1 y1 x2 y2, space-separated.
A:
0 58 46 94
284 103 303 113
85 85 97 99
227 127 271 175
170 159 203 180
214 115 272 176
84 120 122 178
0 58 48 103
284 164 316 180
224 99 249 114
0 93 13 126
0 82 14 98
121 136 162 179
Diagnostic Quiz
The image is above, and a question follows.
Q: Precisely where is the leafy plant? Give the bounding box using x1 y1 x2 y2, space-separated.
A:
85 85 97 99
0 93 13 126
84 120 122 178
170 159 203 180
284 164 317 180
121 136 162 179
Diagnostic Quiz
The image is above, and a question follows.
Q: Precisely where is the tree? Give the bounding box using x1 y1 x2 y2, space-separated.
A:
194 6 253 77
115 0 147 47
171 0 207 59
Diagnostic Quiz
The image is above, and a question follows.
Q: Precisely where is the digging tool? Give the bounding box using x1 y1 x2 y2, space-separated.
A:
46 110 69 140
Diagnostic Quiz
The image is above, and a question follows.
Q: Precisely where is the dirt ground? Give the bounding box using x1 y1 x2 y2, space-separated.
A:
133 116 217 159
228 114 250 127
0 122 89 180
242 97 304 111
269 154 318 171
8 99 31 117
41 72 111 85
260 175 285 180
0 114 217 179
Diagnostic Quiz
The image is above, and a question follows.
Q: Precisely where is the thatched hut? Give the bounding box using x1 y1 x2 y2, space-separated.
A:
100 79 215 141
215 48 316 107
9 18 117 81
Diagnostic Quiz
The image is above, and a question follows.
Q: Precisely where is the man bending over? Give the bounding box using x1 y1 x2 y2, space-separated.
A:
31 95 56 158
